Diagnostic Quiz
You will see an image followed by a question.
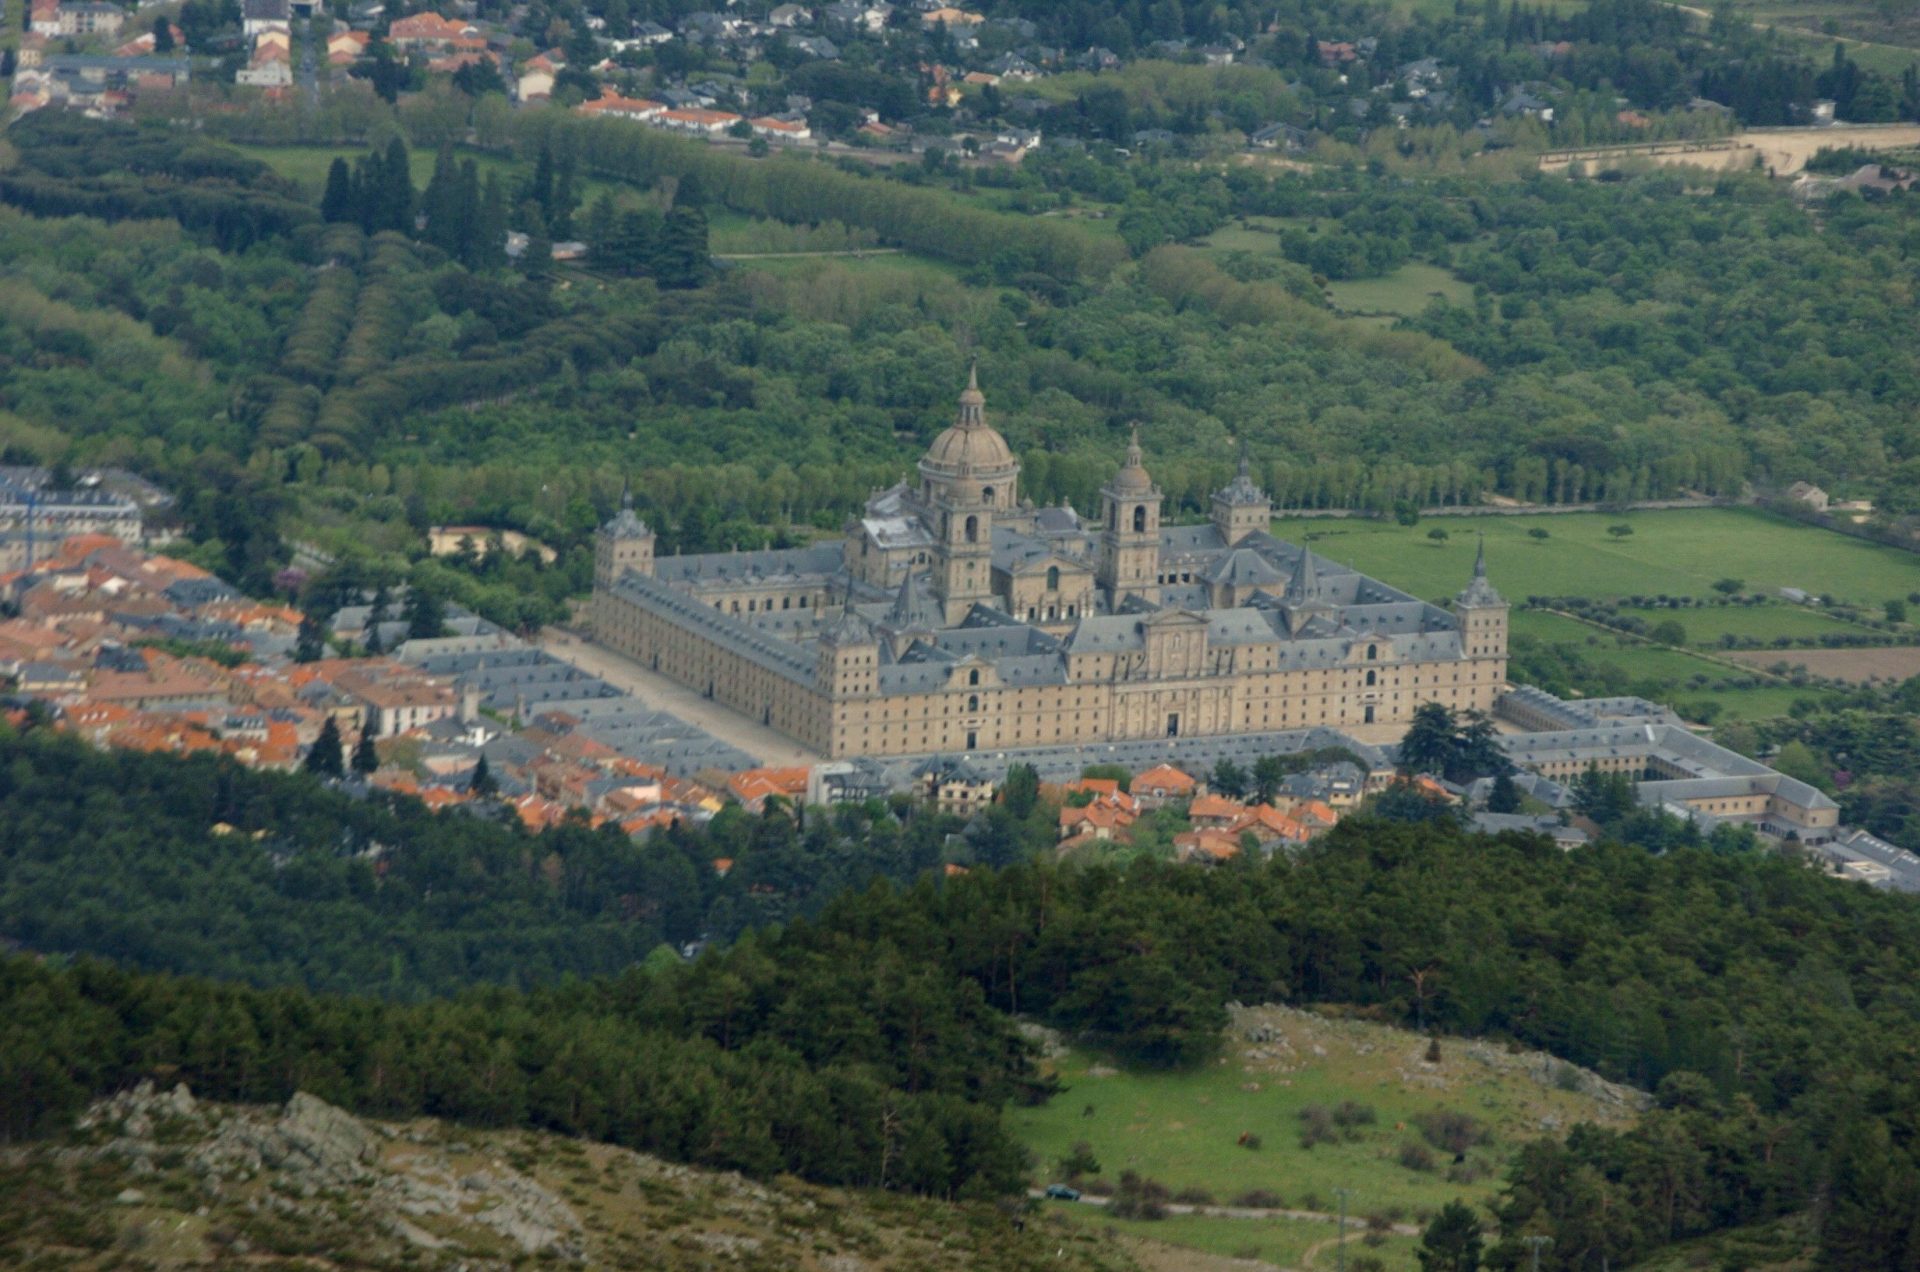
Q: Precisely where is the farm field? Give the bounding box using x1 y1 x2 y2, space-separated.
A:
1271 509 1912 719
1724 646 1920 686
1275 508 1920 609
1511 611 1840 721
1008 1005 1641 1268
1613 602 1868 647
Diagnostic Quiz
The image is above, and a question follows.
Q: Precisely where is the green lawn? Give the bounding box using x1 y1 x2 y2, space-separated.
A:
1325 263 1474 316
1276 508 1920 610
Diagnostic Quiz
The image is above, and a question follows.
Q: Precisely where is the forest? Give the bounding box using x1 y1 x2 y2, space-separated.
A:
2 115 1917 634
5 723 1920 1265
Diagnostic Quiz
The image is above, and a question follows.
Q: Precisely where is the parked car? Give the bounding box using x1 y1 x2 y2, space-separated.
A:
1044 1183 1082 1201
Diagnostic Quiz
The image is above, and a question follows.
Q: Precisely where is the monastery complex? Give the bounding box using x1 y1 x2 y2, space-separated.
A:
590 371 1509 759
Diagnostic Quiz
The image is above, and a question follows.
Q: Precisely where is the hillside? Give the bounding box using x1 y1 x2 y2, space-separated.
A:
1013 1005 1648 1268
0 1082 1134 1271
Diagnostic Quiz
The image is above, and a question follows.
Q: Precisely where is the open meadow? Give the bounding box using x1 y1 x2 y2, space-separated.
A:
1009 1005 1642 1269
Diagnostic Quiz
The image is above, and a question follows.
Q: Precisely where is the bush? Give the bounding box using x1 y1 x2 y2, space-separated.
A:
1173 1187 1216 1206
1058 1141 1102 1178
1414 1109 1489 1154
1298 1105 1339 1148
1083 1177 1116 1197
1233 1189 1286 1209
1446 1158 1492 1184
1333 1100 1377 1129
1399 1141 1435 1172
1110 1170 1170 1220
1238 1131 1263 1151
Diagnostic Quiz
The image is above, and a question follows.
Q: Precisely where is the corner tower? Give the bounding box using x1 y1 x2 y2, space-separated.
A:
594 482 655 591
1452 535 1509 697
1211 444 1271 546
1097 426 1162 607
921 365 1021 625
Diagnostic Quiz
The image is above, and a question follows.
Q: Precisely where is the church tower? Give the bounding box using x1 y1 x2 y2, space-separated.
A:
1211 443 1271 546
817 584 879 700
1097 426 1162 608
921 366 1021 625
1452 535 1509 690
593 482 655 592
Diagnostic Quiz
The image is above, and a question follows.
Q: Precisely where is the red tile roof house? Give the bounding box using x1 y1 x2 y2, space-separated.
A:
1131 763 1197 809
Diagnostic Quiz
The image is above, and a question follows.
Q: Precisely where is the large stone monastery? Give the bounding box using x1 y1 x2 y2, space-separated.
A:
592 371 1508 758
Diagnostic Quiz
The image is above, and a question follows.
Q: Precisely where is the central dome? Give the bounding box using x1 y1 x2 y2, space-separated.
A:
920 365 1020 479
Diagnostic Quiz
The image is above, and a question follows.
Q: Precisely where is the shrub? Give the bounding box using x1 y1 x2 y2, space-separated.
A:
1110 1170 1170 1220
1446 1158 1492 1184
1399 1141 1435 1172
1414 1109 1489 1154
1058 1141 1102 1178
1233 1189 1286 1209
1298 1105 1338 1148
1333 1100 1377 1129
1173 1187 1215 1206
1083 1177 1115 1197
1238 1131 1263 1151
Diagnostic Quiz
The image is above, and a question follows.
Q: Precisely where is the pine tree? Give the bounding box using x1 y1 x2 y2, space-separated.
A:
320 157 355 224
305 718 345 778
470 752 498 797
1486 772 1520 814
1418 1200 1484 1272
352 714 380 774
152 15 174 51
654 206 708 288
295 612 327 662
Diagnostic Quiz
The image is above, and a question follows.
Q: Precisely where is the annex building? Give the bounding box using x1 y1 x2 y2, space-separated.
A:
590 372 1508 759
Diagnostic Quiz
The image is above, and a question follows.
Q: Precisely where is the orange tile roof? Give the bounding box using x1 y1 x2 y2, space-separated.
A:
1188 793 1246 821
1133 763 1196 792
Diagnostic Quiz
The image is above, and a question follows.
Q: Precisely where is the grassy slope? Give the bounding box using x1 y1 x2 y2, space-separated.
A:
1009 1006 1642 1269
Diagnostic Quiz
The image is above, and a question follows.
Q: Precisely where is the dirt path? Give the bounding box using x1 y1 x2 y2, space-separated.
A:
1030 1192 1418 1233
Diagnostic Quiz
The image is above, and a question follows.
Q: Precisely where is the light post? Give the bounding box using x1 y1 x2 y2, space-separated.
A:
1522 1233 1554 1272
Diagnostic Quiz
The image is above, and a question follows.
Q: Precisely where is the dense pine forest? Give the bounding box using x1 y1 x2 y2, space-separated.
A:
5 724 1920 1265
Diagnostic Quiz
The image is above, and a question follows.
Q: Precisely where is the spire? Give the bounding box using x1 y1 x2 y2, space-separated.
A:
956 360 986 427
1287 548 1319 601
1458 533 1503 607
620 475 633 510
1126 423 1143 469
1238 439 1251 480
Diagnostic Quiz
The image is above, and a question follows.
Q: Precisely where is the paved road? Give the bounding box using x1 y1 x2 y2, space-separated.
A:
537 627 824 768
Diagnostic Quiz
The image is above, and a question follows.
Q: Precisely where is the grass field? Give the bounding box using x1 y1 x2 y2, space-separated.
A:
1268 508 1911 718
1275 509 1920 610
1325 263 1475 316
1048 1204 1423 1269
232 143 626 209
1009 1005 1640 1268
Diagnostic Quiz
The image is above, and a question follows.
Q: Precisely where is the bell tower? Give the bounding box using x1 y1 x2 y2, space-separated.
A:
1097 426 1162 607
921 366 1020 626
1451 534 1509 704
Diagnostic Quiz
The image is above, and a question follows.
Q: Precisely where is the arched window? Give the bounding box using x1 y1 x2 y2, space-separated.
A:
1365 670 1377 687
1047 565 1060 591
982 486 995 506
1133 505 1147 533
968 695 980 712
1366 644 1378 660
968 668 980 686
965 514 979 543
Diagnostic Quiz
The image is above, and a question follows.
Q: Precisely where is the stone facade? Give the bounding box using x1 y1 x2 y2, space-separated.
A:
591 374 1508 759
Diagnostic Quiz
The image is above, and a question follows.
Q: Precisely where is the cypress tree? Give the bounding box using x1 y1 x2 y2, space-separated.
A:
378 137 414 234
352 714 380 775
470 752 498 797
552 152 578 239
525 143 554 228
151 15 174 51
420 144 459 254
305 718 345 778
455 158 481 266
473 172 508 270
320 157 355 224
